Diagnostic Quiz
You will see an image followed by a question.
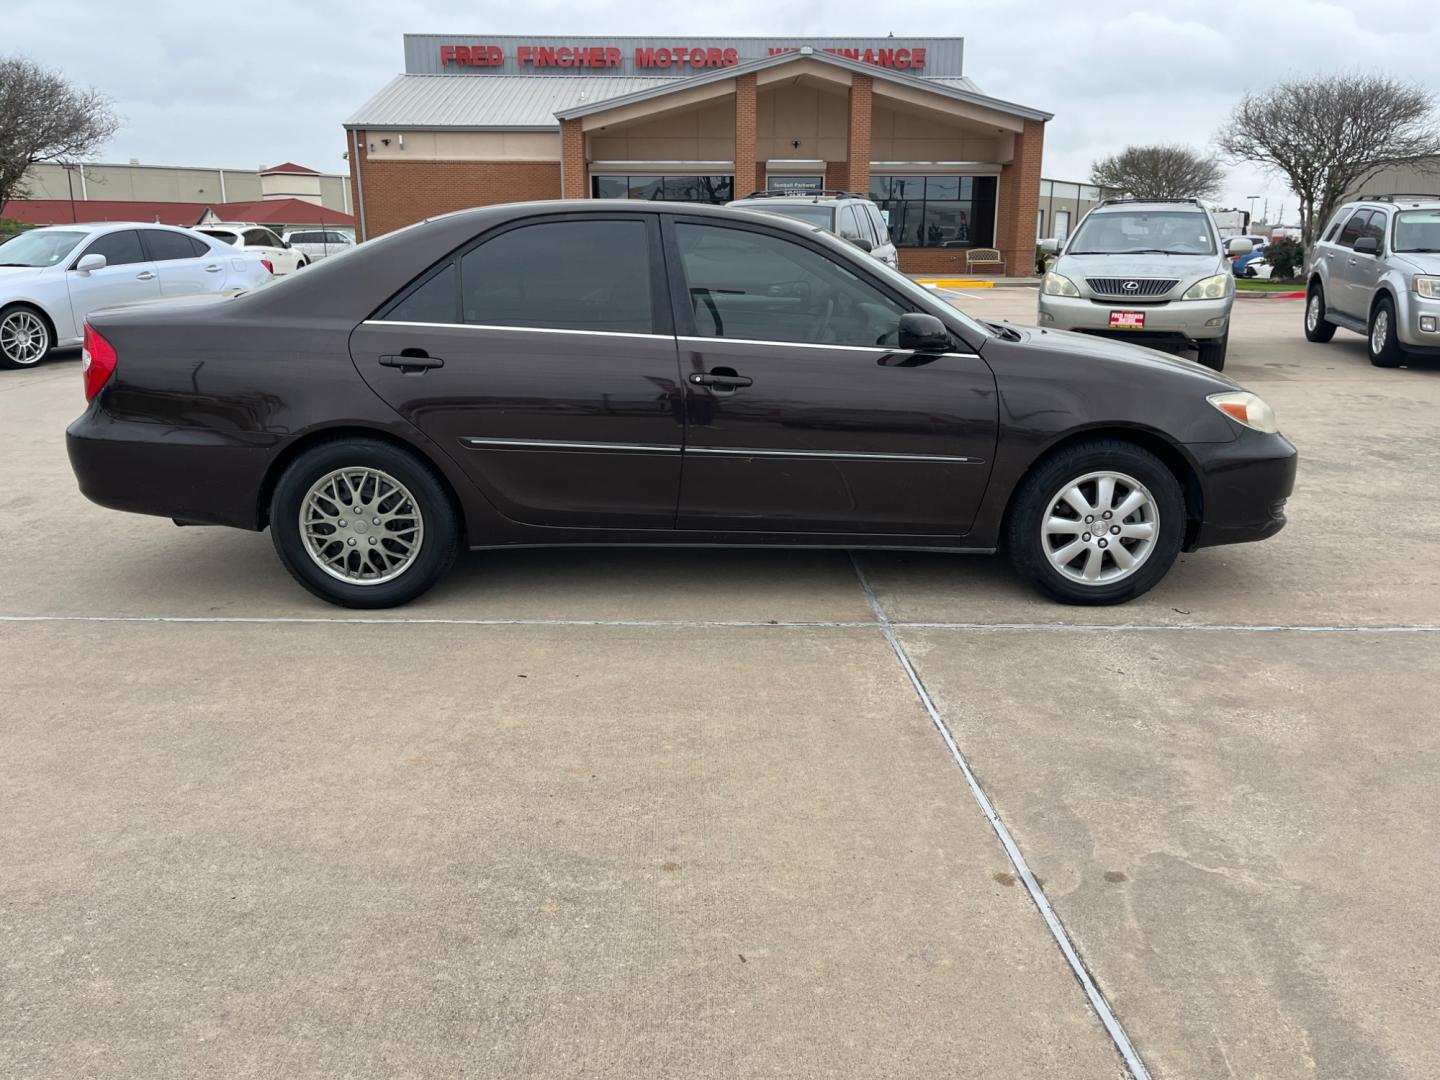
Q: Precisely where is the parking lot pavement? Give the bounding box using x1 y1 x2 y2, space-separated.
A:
4 300 1439 1077
899 628 1440 1078
1 621 1125 1078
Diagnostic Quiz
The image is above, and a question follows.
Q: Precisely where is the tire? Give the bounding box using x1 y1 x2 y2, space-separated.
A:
1005 438 1186 606
1196 333 1228 371
269 437 461 608
1304 283 1337 343
0 303 53 370
1367 296 1405 368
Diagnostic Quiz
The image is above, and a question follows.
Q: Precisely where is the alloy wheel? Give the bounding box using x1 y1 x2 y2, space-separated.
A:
1306 295 1321 332
299 467 424 584
1371 309 1389 355
0 311 48 366
1041 470 1159 585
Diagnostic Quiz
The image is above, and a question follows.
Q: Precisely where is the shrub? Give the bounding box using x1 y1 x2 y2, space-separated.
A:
1265 235 1304 280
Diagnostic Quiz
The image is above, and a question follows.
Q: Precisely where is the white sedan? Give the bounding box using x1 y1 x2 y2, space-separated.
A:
0 222 271 369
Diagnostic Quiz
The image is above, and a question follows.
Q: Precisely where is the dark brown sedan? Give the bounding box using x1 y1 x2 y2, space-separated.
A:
67 201 1296 608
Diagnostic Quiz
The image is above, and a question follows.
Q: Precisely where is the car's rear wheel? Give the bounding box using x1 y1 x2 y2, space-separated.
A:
269 438 460 608
1367 296 1405 368
0 304 52 369
1304 283 1337 342
1196 333 1228 371
1006 439 1185 605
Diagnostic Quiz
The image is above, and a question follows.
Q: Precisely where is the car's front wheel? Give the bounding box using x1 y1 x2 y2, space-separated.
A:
0 304 52 370
1196 333 1228 371
1367 296 1405 368
1006 439 1186 605
269 438 460 608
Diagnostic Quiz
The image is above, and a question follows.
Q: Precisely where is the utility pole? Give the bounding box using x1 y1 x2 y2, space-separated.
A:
63 164 79 223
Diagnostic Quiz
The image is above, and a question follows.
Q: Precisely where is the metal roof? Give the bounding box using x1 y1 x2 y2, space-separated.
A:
346 74 680 130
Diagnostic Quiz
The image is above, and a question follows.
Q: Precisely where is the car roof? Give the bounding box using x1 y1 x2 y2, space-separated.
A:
1345 196 1440 211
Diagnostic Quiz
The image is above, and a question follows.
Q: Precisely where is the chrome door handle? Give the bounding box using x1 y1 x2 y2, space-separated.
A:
136 271 156 280
379 353 444 372
690 371 752 389
203 264 222 272
1347 259 1357 266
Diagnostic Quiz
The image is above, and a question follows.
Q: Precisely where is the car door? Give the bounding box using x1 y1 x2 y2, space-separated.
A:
243 228 288 273
64 229 160 327
142 229 224 296
262 228 303 272
1327 209 1371 317
1346 209 1389 313
666 217 997 535
349 212 684 529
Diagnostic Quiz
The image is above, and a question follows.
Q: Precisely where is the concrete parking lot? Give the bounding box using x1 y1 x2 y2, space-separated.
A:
3 294 1438 1078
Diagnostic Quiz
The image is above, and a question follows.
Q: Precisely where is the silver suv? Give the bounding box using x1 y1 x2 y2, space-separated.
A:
728 190 899 268
1304 194 1440 367
1038 199 1252 371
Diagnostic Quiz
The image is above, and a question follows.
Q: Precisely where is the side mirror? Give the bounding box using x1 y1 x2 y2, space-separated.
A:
75 253 107 273
1226 238 1254 256
898 312 952 354
1039 238 1060 255
852 236 873 252
1353 236 1380 256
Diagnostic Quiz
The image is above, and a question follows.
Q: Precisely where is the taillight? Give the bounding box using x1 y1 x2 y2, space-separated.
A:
82 321 117 401
261 258 274 273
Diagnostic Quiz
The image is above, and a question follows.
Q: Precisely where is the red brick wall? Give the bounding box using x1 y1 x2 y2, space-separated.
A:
825 162 850 192
995 119 1045 280
846 75 873 198
897 248 972 274
348 131 562 237
734 75 758 199
560 119 587 199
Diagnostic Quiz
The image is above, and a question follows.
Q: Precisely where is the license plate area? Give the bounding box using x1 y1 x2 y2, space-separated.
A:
1109 310 1145 329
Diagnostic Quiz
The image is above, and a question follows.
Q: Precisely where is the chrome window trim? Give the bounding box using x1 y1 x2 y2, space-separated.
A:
687 446 982 464
462 437 681 454
678 334 979 358
366 320 670 341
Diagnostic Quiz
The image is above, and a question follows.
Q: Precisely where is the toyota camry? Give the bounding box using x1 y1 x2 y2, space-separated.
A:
67 201 1296 608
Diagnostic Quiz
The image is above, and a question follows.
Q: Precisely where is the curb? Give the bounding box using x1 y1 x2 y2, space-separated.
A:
1235 289 1305 300
915 279 1041 290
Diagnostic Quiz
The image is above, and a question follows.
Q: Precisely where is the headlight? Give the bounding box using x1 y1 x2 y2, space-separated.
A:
1182 273 1231 301
1208 391 1278 434
1413 275 1440 299
1042 271 1079 297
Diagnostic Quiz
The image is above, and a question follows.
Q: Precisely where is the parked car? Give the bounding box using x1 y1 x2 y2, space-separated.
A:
197 223 307 274
1039 198 1252 370
0 222 270 369
728 190 899 268
1304 194 1440 367
282 228 355 262
68 201 1294 608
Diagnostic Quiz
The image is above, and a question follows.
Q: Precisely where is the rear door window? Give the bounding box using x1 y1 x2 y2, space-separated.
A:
142 229 206 261
458 218 657 333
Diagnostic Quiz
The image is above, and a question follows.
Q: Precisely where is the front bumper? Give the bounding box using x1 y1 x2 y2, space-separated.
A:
1187 427 1297 550
1038 293 1232 343
1397 291 1440 349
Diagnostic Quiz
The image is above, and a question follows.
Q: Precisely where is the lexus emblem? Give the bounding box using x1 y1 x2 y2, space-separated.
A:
1122 280 1140 292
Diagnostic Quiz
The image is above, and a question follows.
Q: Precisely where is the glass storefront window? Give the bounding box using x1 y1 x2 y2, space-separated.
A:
590 175 733 204
869 174 996 248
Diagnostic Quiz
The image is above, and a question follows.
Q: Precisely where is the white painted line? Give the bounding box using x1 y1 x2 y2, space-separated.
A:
849 554 1152 1080
0 614 1433 634
0 614 875 629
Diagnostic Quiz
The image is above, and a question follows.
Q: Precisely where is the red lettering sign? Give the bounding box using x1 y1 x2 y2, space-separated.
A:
442 42 924 71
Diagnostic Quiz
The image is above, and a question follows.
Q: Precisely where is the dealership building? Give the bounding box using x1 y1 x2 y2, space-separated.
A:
344 35 1052 273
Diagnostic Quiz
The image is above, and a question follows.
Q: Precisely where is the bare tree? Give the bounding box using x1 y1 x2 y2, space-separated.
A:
1090 144 1224 201
0 56 120 212
1218 73 1440 246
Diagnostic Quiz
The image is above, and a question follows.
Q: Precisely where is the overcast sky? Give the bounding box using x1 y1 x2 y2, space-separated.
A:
10 0 1440 225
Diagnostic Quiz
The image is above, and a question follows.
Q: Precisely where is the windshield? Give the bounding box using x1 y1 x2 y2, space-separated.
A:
1394 209 1440 253
200 230 239 246
0 230 86 268
1068 211 1216 255
746 204 836 229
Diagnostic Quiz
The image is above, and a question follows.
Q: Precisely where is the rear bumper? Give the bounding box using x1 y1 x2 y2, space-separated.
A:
1187 428 1297 549
67 401 281 530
